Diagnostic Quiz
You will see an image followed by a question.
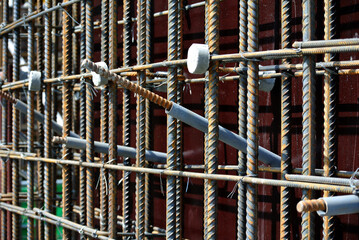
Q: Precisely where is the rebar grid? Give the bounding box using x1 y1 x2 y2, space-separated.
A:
0 1 358 239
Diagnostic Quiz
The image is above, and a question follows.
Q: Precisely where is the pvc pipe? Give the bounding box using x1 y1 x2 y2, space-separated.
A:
15 100 80 138
65 137 166 164
317 195 359 217
166 103 281 167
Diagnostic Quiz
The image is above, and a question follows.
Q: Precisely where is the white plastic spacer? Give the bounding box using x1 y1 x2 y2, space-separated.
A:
187 44 210 74
28 71 42 91
91 62 109 87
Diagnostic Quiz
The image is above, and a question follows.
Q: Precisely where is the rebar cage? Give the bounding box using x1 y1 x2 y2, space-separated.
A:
0 0 358 239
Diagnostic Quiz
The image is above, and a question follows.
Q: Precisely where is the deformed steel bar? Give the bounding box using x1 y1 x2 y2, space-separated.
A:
183 164 359 178
246 0 260 239
323 0 337 239
0 202 112 240
298 195 359 217
293 38 359 48
122 0 131 236
26 0 35 239
116 1 205 25
166 0 178 238
285 174 359 187
108 0 118 236
0 0 8 238
100 0 109 233
280 0 292 239
136 0 147 237
61 0 73 238
85 0 95 236
82 60 281 167
0 0 81 35
301 0 316 239
12 0 21 238
44 0 54 238
6 154 355 194
237 0 248 238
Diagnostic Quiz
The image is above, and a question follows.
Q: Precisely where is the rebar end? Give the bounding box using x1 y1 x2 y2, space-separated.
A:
52 136 66 144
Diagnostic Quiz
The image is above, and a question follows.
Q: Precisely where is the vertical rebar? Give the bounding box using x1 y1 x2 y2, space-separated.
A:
108 0 118 237
323 0 336 239
136 0 146 238
27 0 35 238
203 2 209 238
246 0 259 239
166 0 178 238
280 0 292 239
79 1 87 239
301 0 316 239
44 1 53 238
122 0 131 237
175 1 183 239
0 0 8 238
145 0 152 236
62 1 73 238
85 0 94 237
206 0 220 239
12 0 20 238
100 0 109 233
237 0 248 239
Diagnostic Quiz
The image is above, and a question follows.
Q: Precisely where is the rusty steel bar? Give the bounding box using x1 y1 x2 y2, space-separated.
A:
43 0 54 238
246 0 260 239
280 0 292 239
61 0 73 238
175 1 183 238
237 0 247 238
27 0 35 239
0 0 81 35
6 154 355 194
79 0 87 238
100 0 109 233
301 0 316 239
12 0 21 238
136 0 147 238
145 0 152 235
85 0 95 237
0 0 8 238
108 0 118 237
323 0 336 239
166 0 178 238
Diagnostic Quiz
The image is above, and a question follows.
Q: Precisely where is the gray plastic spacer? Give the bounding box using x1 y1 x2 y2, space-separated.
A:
91 62 109 87
28 71 42 91
258 66 276 92
187 44 210 74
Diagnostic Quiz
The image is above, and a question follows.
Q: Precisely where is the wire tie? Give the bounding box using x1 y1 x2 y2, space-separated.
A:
227 181 239 198
349 168 359 191
92 230 98 238
58 3 80 25
319 63 338 75
296 47 303 55
185 177 190 193
159 172 165 196
78 226 85 235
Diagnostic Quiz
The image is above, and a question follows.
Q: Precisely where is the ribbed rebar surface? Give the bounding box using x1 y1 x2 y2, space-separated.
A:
237 0 248 239
323 0 336 239
280 0 292 239
62 1 73 239
301 0 316 239
246 1 259 240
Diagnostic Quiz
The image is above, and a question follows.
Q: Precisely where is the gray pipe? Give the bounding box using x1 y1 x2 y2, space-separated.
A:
166 103 281 167
65 137 166 164
317 194 359 217
15 100 80 138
